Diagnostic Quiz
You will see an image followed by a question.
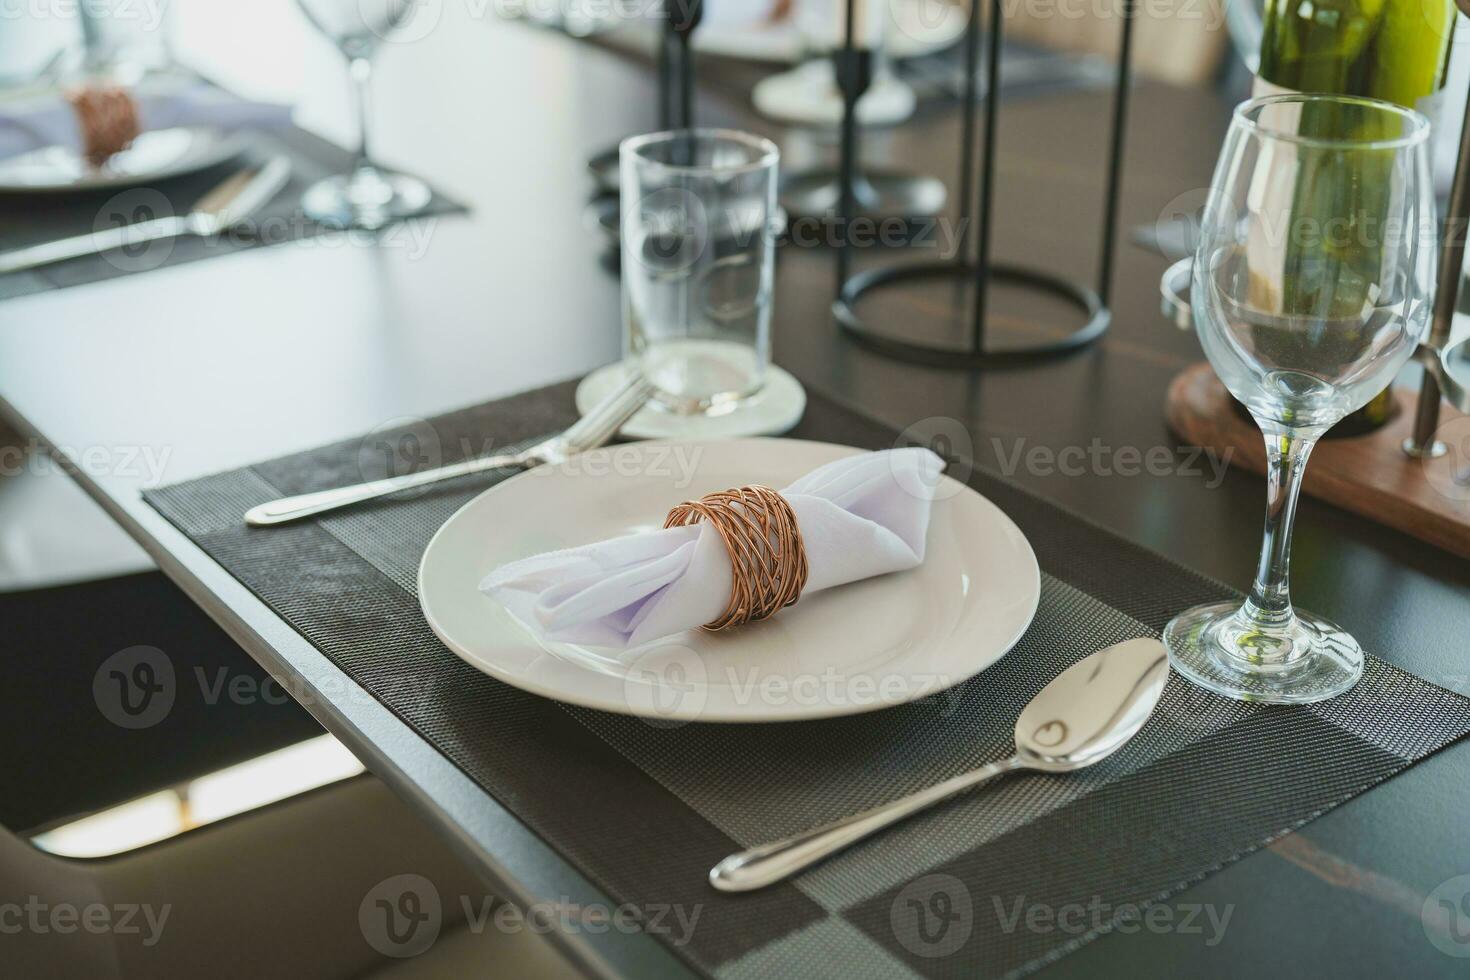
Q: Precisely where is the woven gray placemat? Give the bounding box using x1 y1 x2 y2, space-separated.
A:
0 125 465 301
145 379 1470 978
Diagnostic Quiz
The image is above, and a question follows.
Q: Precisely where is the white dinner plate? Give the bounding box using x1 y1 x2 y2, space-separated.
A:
0 126 245 193
419 439 1040 723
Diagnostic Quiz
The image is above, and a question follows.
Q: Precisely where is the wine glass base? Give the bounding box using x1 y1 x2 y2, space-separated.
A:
302 170 432 230
1164 601 1364 704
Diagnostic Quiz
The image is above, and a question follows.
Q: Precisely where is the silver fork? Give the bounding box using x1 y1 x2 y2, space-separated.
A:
244 372 654 527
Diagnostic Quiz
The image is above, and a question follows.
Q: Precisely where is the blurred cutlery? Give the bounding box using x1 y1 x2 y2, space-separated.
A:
0 155 291 274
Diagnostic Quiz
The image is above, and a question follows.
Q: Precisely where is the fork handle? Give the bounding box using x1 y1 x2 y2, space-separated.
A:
0 216 193 275
707 758 1023 893
243 450 528 527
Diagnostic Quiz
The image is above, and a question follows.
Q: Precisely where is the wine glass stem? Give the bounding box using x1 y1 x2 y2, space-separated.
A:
1241 430 1316 635
349 55 375 174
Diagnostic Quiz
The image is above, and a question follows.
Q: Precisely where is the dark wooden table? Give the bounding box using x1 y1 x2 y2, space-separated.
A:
2 10 1468 977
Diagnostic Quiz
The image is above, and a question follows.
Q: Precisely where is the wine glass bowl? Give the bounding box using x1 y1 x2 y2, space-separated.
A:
296 0 416 58
1166 94 1435 704
1194 97 1434 434
1198 256 1428 430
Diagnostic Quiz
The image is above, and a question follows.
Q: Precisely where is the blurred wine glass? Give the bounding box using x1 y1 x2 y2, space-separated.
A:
295 0 431 228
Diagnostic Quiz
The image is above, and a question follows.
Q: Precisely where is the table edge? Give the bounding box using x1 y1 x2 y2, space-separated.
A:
0 392 696 980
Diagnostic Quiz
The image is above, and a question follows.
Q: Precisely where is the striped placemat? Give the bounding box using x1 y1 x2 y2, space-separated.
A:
145 378 1470 978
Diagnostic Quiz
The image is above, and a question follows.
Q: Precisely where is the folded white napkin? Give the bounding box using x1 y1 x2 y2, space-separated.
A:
0 84 292 161
481 447 945 649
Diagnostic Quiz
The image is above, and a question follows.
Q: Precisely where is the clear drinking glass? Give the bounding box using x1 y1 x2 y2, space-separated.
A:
621 129 779 416
295 0 431 229
1166 94 1435 703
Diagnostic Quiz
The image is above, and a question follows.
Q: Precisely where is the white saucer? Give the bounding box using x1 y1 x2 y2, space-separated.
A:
576 362 807 440
419 439 1040 722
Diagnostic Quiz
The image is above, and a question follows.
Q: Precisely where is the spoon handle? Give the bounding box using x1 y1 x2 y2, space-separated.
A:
708 757 1024 893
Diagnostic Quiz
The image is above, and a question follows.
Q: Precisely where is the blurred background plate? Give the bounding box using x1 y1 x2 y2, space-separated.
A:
693 0 966 63
0 125 245 193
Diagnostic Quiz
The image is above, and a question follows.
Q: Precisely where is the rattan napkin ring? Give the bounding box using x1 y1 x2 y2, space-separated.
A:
66 85 142 166
663 484 809 631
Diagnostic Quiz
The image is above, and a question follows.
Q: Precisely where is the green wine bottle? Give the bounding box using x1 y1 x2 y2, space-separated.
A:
1254 0 1456 436
1260 0 1455 114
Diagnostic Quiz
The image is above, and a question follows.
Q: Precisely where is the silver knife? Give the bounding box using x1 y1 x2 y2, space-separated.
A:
0 155 292 275
244 372 655 527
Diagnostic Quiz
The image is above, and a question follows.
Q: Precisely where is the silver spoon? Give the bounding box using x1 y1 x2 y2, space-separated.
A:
708 637 1169 893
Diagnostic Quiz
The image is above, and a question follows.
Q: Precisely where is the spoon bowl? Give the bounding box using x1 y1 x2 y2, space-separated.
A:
709 637 1170 892
1014 637 1171 772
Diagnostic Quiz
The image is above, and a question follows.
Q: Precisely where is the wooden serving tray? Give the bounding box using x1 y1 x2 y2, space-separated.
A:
1165 363 1470 559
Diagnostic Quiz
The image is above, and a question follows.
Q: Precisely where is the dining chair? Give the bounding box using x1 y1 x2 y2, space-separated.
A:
1 775 573 978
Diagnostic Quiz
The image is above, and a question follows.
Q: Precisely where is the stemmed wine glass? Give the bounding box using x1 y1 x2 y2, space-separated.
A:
1167 94 1435 703
295 0 432 229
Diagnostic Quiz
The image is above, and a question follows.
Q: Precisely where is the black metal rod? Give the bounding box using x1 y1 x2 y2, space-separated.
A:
971 0 1003 352
1407 69 1470 454
665 0 702 164
1095 0 1135 307
656 31 673 131
835 0 871 293
838 0 859 233
953 0 984 266
662 0 702 137
837 83 856 289
829 0 1113 367
836 51 871 291
677 35 695 130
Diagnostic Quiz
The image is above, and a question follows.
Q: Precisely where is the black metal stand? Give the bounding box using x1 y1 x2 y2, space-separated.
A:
780 50 945 226
779 168 947 223
1404 8 1470 457
833 0 1135 366
834 46 873 292
586 0 702 194
667 0 701 130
